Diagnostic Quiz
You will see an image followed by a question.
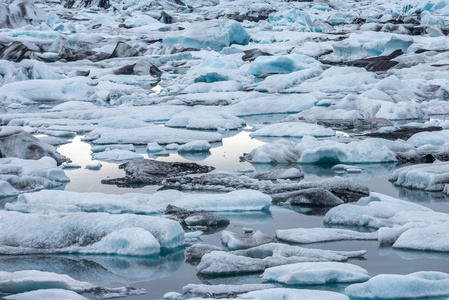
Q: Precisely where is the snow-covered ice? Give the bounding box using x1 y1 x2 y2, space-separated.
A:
262 262 369 285
346 272 449 299
276 228 378 244
0 211 184 255
6 189 271 214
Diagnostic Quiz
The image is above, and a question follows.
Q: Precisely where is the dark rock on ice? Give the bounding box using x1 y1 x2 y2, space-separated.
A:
101 159 215 186
365 126 442 141
242 49 273 62
159 11 175 24
164 204 229 232
110 41 141 58
0 128 68 165
0 42 40 63
64 0 111 9
0 2 47 29
321 49 404 72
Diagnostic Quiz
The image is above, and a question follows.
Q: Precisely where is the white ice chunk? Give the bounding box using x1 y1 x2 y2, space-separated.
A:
244 137 400 164
84 124 222 145
276 228 378 244
236 288 349 300
390 162 449 191
178 140 211 152
0 270 94 294
346 272 449 299
0 211 184 255
6 189 271 215
242 54 321 76
250 122 335 138
163 19 249 51
324 193 432 229
92 149 143 162
197 243 366 275
262 262 369 285
3 289 89 300
147 142 164 153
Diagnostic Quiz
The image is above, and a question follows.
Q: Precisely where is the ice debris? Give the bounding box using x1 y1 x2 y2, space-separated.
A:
276 228 378 244
262 262 370 285
346 272 449 299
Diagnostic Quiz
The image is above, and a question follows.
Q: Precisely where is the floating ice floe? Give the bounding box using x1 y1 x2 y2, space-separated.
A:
6 189 271 214
0 211 184 256
166 110 245 131
250 122 335 138
91 149 143 162
346 271 449 299
163 173 369 206
163 19 250 51
243 136 409 164
3 289 89 300
91 144 135 153
262 262 370 285
324 192 432 229
233 288 349 300
390 161 449 191
0 157 69 197
147 142 164 153
0 270 95 294
178 140 211 153
221 230 273 250
0 270 146 299
242 54 321 77
276 228 378 244
196 243 366 275
84 124 222 145
182 284 276 299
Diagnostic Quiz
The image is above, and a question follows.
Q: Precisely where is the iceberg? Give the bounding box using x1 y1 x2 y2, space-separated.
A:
163 19 250 51
276 228 378 244
197 243 366 275
262 262 370 285
390 161 449 191
250 122 335 138
3 289 89 300
0 211 184 255
0 157 69 196
84 124 222 145
324 192 432 229
346 272 449 299
6 189 271 214
221 230 273 250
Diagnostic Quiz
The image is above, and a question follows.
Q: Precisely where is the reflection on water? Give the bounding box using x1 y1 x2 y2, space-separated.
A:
178 151 211 161
215 211 272 225
0 251 185 286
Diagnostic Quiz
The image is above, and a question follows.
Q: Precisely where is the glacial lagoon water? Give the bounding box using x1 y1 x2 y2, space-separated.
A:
8 115 446 300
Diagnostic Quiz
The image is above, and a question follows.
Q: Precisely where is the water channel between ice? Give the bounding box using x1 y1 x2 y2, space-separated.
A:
34 116 449 300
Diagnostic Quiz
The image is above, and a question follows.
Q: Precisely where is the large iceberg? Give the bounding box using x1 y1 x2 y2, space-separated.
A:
346 272 449 299
390 161 449 191
197 243 366 275
0 157 70 197
6 189 271 214
262 262 370 285
276 228 378 244
0 211 184 255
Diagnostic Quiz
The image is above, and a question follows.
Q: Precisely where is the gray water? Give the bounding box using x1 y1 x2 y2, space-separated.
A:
4 117 449 299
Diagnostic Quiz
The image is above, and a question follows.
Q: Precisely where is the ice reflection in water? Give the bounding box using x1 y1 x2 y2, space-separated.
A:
0 251 184 286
